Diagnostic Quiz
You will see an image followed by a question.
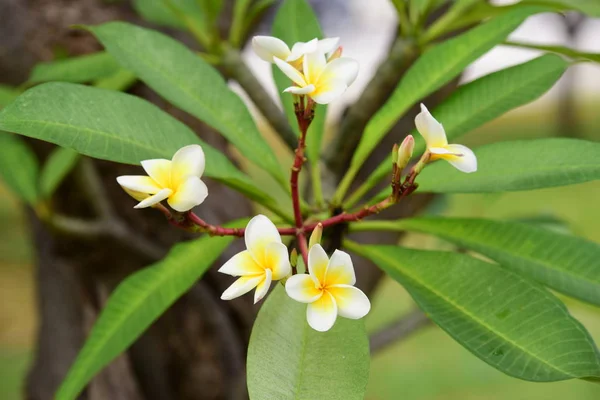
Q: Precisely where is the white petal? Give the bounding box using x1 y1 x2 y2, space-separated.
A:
245 214 282 266
273 57 307 87
134 188 172 209
284 84 315 95
319 57 359 86
220 275 264 300
317 37 340 56
415 103 447 148
140 159 172 188
307 291 338 332
444 144 478 173
325 249 356 286
310 78 348 105
254 268 272 304
167 177 208 212
328 285 371 319
308 244 329 284
287 38 318 62
265 242 292 280
117 175 162 194
171 144 205 187
252 36 291 62
286 274 323 303
218 250 264 276
303 49 327 83
428 147 454 155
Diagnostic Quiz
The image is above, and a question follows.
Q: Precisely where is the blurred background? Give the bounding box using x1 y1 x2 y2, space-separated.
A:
1 0 599 399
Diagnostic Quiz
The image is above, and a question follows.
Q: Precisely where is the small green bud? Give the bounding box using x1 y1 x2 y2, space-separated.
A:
308 223 323 249
392 143 399 165
290 248 298 267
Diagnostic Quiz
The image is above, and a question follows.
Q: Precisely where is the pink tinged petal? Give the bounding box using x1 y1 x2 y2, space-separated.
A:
252 36 291 62
273 57 307 87
327 285 371 319
117 175 162 194
284 84 316 95
134 188 172 209
310 78 348 105
285 274 323 303
325 249 356 286
140 159 172 188
317 37 340 56
319 57 359 87
220 275 264 300
265 242 292 280
306 291 338 332
218 250 264 277
415 103 448 148
171 144 205 187
167 176 208 212
303 50 327 83
444 144 478 173
245 214 282 266
254 268 272 304
287 38 318 62
308 244 329 284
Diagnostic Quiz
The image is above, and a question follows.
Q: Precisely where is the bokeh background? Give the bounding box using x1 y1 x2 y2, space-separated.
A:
1 0 599 399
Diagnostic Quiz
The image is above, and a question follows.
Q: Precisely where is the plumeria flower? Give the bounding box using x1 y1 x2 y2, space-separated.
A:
415 104 477 173
285 244 370 332
116 144 208 212
252 36 339 66
219 215 291 303
274 50 359 104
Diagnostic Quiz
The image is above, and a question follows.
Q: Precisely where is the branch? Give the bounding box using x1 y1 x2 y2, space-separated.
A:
369 309 431 354
221 47 298 151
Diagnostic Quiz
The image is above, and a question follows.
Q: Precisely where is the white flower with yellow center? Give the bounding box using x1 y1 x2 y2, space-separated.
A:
415 103 478 173
116 145 208 212
273 49 359 105
252 36 339 65
219 215 292 303
285 244 370 332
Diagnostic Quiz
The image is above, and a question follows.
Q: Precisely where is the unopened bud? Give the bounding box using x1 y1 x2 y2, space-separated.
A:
396 135 414 171
328 46 343 61
392 143 399 165
290 248 298 267
308 223 323 249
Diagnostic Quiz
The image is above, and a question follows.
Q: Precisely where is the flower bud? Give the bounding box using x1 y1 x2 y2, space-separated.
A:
290 248 298 267
328 46 343 61
392 143 399 165
308 223 323 249
396 135 415 171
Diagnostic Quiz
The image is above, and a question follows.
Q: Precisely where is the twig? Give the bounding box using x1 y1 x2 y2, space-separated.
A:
221 47 298 151
369 309 431 354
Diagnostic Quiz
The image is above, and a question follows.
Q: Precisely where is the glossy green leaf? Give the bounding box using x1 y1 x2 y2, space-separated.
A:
505 41 600 63
417 138 600 193
0 82 273 205
348 5 548 178
28 52 121 84
247 286 370 400
88 22 286 186
40 147 80 199
0 133 39 205
522 0 600 16
55 231 237 400
271 0 327 162
364 54 568 195
350 243 600 382
380 217 600 307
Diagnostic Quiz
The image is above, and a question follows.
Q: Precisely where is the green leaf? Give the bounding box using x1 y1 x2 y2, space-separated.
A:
417 138 600 193
28 52 121 84
271 0 327 163
88 22 286 186
0 82 273 205
132 0 205 30
247 286 370 400
55 230 237 400
350 243 600 382
384 217 600 307
521 0 600 16
505 41 600 63
0 85 19 107
0 133 39 205
347 5 548 180
364 54 568 194
40 147 80 199
92 68 138 91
